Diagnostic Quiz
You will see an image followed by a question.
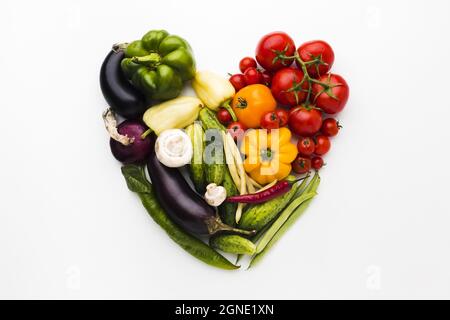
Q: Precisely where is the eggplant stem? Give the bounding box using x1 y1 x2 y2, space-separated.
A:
112 42 129 53
206 216 256 236
102 108 135 146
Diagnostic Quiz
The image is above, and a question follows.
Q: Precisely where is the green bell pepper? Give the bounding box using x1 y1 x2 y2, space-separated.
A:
121 30 196 101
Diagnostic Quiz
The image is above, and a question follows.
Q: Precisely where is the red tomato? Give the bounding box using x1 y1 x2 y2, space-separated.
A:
260 111 280 130
271 67 308 107
314 135 331 155
296 40 334 78
321 118 341 137
255 32 296 72
311 156 324 170
275 109 289 127
227 121 247 141
260 71 272 86
312 74 349 114
292 155 311 174
244 67 261 85
229 74 247 91
297 137 315 156
288 106 323 137
239 57 257 73
217 108 232 125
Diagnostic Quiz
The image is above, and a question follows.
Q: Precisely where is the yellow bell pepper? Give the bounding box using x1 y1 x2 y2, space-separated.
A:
241 127 297 185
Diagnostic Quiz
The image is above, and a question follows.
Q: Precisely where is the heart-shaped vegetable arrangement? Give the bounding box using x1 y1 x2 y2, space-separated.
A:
100 30 349 269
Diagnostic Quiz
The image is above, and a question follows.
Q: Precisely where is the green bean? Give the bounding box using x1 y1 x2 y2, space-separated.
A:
121 165 239 270
249 172 321 268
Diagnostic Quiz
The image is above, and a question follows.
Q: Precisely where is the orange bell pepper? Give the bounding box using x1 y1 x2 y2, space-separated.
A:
231 84 277 129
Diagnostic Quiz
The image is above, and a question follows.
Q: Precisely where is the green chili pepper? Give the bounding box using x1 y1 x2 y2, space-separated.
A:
121 30 196 101
121 165 238 270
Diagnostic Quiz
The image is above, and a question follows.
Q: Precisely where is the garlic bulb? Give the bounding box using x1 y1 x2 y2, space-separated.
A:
204 183 227 207
155 129 193 168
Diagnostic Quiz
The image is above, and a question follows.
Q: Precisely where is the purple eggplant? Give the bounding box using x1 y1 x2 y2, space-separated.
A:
103 109 151 164
100 47 147 119
146 133 254 237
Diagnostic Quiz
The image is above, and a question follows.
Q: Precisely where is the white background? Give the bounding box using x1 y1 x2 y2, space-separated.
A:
1 0 449 299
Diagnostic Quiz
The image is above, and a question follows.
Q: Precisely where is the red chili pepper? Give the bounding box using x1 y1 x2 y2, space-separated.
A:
226 177 306 204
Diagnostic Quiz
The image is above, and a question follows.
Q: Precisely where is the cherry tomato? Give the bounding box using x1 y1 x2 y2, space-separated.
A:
292 155 311 174
227 121 247 141
260 71 272 86
297 137 315 156
217 108 232 125
311 156 324 170
288 106 323 137
244 67 261 85
297 40 334 78
239 57 257 73
229 74 247 91
321 118 341 137
260 111 280 130
314 135 331 155
312 74 349 114
275 109 289 127
255 32 296 72
271 67 308 107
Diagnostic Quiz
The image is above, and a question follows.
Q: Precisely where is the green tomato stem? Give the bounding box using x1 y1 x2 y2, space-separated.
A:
222 100 238 122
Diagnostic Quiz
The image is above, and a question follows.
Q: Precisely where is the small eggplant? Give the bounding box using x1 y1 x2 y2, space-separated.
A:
100 45 147 119
147 133 255 237
103 109 151 164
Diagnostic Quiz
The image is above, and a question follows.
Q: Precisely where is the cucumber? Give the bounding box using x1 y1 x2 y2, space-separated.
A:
209 234 256 255
238 182 301 231
186 123 205 193
199 108 226 131
219 169 238 226
200 108 225 186
205 142 225 185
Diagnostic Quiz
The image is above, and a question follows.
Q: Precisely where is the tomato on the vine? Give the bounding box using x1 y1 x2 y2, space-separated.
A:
239 57 257 73
297 40 334 78
255 32 295 72
217 108 232 125
312 74 349 114
311 156 324 170
321 118 341 137
229 74 247 91
275 109 289 127
288 106 323 137
297 137 315 156
271 67 308 107
314 135 331 155
244 67 261 85
260 111 280 130
292 155 311 174
227 121 247 141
